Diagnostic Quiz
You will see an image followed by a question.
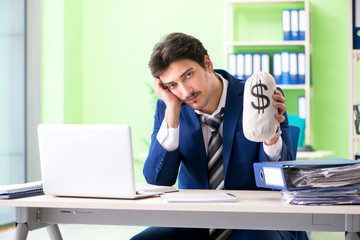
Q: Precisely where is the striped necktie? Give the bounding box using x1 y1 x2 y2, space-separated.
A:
203 108 233 240
203 108 225 190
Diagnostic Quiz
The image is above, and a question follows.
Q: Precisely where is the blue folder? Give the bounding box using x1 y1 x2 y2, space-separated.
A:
253 158 360 191
290 10 299 41
282 9 290 41
273 53 281 84
297 52 305 84
281 52 290 84
354 27 360 49
289 52 298 84
299 9 305 41
354 0 360 49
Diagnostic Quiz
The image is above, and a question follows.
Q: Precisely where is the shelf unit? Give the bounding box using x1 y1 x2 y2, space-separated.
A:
349 0 360 159
224 0 312 146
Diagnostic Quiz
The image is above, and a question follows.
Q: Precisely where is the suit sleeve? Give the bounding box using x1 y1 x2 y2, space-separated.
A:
278 110 293 161
143 99 181 186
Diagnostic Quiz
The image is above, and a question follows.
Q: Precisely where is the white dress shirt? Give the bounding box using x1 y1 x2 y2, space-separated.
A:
156 73 282 161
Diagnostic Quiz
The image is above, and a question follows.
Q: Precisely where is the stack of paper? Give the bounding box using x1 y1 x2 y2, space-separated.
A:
283 163 360 205
287 163 360 188
282 184 360 205
253 158 360 205
160 192 237 203
0 181 43 199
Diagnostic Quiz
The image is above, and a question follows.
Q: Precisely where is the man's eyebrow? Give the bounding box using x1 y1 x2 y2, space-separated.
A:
162 81 174 86
158 77 173 86
180 67 193 78
161 67 194 85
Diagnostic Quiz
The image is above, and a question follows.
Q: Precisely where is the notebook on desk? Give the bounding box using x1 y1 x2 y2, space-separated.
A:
38 124 159 199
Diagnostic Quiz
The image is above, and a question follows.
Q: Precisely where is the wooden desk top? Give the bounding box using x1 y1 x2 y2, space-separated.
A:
1 190 359 215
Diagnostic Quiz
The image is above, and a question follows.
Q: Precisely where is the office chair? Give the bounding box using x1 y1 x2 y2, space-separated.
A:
289 125 300 160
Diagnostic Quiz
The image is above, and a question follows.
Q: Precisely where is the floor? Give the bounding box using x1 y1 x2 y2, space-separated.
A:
0 225 346 240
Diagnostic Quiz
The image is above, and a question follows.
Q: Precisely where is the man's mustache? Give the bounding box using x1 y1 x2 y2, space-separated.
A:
183 91 200 102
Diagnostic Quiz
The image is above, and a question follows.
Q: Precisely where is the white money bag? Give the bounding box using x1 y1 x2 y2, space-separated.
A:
243 71 279 142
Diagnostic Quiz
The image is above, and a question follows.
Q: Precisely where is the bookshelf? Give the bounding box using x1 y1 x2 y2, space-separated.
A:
349 0 360 159
224 0 312 146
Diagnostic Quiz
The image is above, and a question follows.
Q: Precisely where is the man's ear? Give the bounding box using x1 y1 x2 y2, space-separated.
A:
204 55 213 73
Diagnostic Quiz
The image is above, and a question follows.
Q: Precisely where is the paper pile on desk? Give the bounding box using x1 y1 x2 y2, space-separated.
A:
281 163 360 205
0 181 43 199
282 184 360 205
286 163 360 188
160 192 237 203
253 158 360 205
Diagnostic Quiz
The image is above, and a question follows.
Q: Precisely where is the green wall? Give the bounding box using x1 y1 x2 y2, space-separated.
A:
41 0 350 172
311 0 349 157
79 0 224 160
42 0 224 181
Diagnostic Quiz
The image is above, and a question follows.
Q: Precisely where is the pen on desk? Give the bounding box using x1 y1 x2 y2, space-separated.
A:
226 193 236 198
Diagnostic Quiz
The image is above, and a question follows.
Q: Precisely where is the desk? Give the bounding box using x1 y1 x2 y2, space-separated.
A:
0 190 359 240
297 150 335 160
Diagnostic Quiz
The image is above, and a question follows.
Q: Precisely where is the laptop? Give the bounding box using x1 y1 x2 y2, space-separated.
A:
38 124 157 199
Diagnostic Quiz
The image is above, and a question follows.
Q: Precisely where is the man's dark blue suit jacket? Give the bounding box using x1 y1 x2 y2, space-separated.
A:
144 69 293 189
143 69 308 240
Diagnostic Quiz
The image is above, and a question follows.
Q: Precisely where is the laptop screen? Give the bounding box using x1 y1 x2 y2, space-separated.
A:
38 124 137 198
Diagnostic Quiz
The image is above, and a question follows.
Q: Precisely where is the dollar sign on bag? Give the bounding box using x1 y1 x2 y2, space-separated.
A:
251 79 270 114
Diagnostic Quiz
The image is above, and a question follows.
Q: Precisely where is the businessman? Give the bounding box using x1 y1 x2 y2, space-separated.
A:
131 33 308 240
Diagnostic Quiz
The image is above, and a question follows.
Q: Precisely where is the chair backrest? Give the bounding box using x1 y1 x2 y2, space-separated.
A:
289 125 300 159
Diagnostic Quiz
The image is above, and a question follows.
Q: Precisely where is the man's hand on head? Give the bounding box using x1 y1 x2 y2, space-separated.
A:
153 77 182 109
153 77 182 128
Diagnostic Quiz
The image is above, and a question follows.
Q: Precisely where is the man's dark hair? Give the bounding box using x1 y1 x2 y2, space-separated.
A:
149 32 209 78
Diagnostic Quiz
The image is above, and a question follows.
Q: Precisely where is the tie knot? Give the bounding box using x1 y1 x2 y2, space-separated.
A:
203 108 224 131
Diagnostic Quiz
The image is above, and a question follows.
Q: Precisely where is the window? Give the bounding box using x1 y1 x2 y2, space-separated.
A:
0 0 26 224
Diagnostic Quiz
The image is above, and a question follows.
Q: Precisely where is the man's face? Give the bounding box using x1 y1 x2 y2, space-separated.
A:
159 59 213 111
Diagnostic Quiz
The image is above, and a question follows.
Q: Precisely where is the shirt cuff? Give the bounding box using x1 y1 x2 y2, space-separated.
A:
263 137 283 161
156 120 179 151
